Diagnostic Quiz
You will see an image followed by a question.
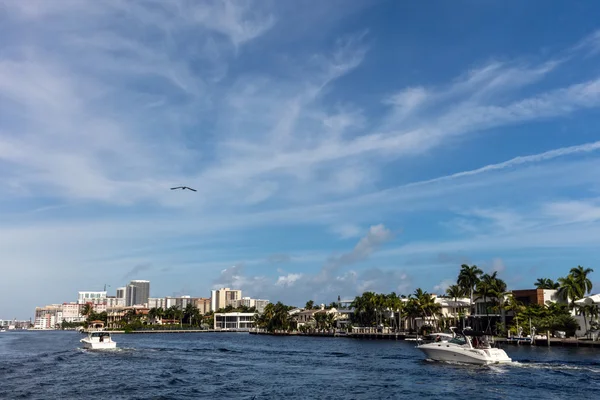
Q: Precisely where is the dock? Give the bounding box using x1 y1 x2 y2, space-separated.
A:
109 329 249 334
495 337 600 348
249 330 415 340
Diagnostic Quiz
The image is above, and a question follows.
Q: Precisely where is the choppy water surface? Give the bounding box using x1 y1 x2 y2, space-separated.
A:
1 331 599 399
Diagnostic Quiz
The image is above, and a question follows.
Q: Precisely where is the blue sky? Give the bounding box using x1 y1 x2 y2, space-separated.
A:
2 0 600 319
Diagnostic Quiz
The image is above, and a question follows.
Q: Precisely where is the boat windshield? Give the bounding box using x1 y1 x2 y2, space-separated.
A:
448 336 467 345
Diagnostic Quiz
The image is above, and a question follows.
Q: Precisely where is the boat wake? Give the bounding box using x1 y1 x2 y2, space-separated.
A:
508 361 600 374
78 347 135 354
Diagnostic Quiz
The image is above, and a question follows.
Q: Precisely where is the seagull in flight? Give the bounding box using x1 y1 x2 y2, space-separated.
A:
170 186 197 192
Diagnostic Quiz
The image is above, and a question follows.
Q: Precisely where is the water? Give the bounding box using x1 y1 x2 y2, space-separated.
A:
1 331 599 399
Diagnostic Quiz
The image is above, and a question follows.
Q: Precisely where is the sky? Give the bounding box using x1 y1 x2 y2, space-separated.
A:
2 0 600 319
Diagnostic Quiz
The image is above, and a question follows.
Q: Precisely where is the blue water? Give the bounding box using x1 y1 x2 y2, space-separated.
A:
1 331 599 399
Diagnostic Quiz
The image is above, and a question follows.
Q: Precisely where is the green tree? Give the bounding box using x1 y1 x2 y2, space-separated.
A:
558 274 583 310
81 303 94 319
351 292 377 327
445 285 465 326
387 292 404 331
534 278 560 289
569 265 594 296
475 271 507 333
255 302 295 333
457 264 483 316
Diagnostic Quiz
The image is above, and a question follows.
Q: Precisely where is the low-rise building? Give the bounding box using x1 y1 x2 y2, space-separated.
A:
214 312 255 330
34 304 62 329
510 289 560 307
61 302 84 323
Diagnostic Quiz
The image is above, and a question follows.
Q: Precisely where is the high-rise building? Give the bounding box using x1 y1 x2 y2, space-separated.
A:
194 298 211 315
210 288 242 311
116 287 126 300
126 285 136 307
126 280 150 306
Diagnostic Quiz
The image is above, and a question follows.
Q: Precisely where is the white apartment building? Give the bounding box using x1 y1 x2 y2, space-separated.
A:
106 296 125 307
232 297 270 313
148 296 211 313
77 291 107 305
147 297 168 309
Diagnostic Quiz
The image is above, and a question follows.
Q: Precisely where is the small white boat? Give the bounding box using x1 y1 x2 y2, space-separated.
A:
417 329 511 365
80 331 117 350
0 328 6 332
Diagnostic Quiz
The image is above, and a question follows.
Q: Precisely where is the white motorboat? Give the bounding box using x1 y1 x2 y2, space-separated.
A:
80 331 117 350
417 329 511 365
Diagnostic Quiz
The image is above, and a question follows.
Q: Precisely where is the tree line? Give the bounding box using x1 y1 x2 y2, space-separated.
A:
251 264 595 337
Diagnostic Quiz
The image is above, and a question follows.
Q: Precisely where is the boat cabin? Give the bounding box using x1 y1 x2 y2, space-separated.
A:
449 329 493 349
89 331 112 342
88 321 105 330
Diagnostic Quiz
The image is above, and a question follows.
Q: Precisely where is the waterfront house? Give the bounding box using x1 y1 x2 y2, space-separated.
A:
408 295 471 331
294 309 320 327
214 312 255 330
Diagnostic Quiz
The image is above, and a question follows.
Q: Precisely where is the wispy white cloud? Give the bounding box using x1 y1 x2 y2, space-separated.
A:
331 223 362 239
542 199 600 224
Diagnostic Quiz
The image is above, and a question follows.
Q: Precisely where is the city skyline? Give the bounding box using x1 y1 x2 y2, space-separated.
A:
2 1 600 319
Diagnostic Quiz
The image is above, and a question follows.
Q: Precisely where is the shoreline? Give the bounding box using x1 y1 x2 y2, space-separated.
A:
40 329 600 348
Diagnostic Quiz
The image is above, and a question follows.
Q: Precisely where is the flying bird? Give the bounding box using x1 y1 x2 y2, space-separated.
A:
170 186 197 192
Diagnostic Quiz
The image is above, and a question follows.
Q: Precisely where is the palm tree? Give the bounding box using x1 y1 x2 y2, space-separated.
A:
305 300 315 310
534 278 560 289
445 285 464 326
124 308 137 324
387 292 403 331
475 272 506 333
558 274 583 310
504 295 524 336
412 289 440 331
374 293 387 327
81 303 94 320
326 313 336 330
569 265 594 296
148 307 158 324
351 292 377 327
457 264 483 317
403 298 420 333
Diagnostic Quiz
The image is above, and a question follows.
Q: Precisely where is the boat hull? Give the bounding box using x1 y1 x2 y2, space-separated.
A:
80 339 117 350
418 343 511 365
